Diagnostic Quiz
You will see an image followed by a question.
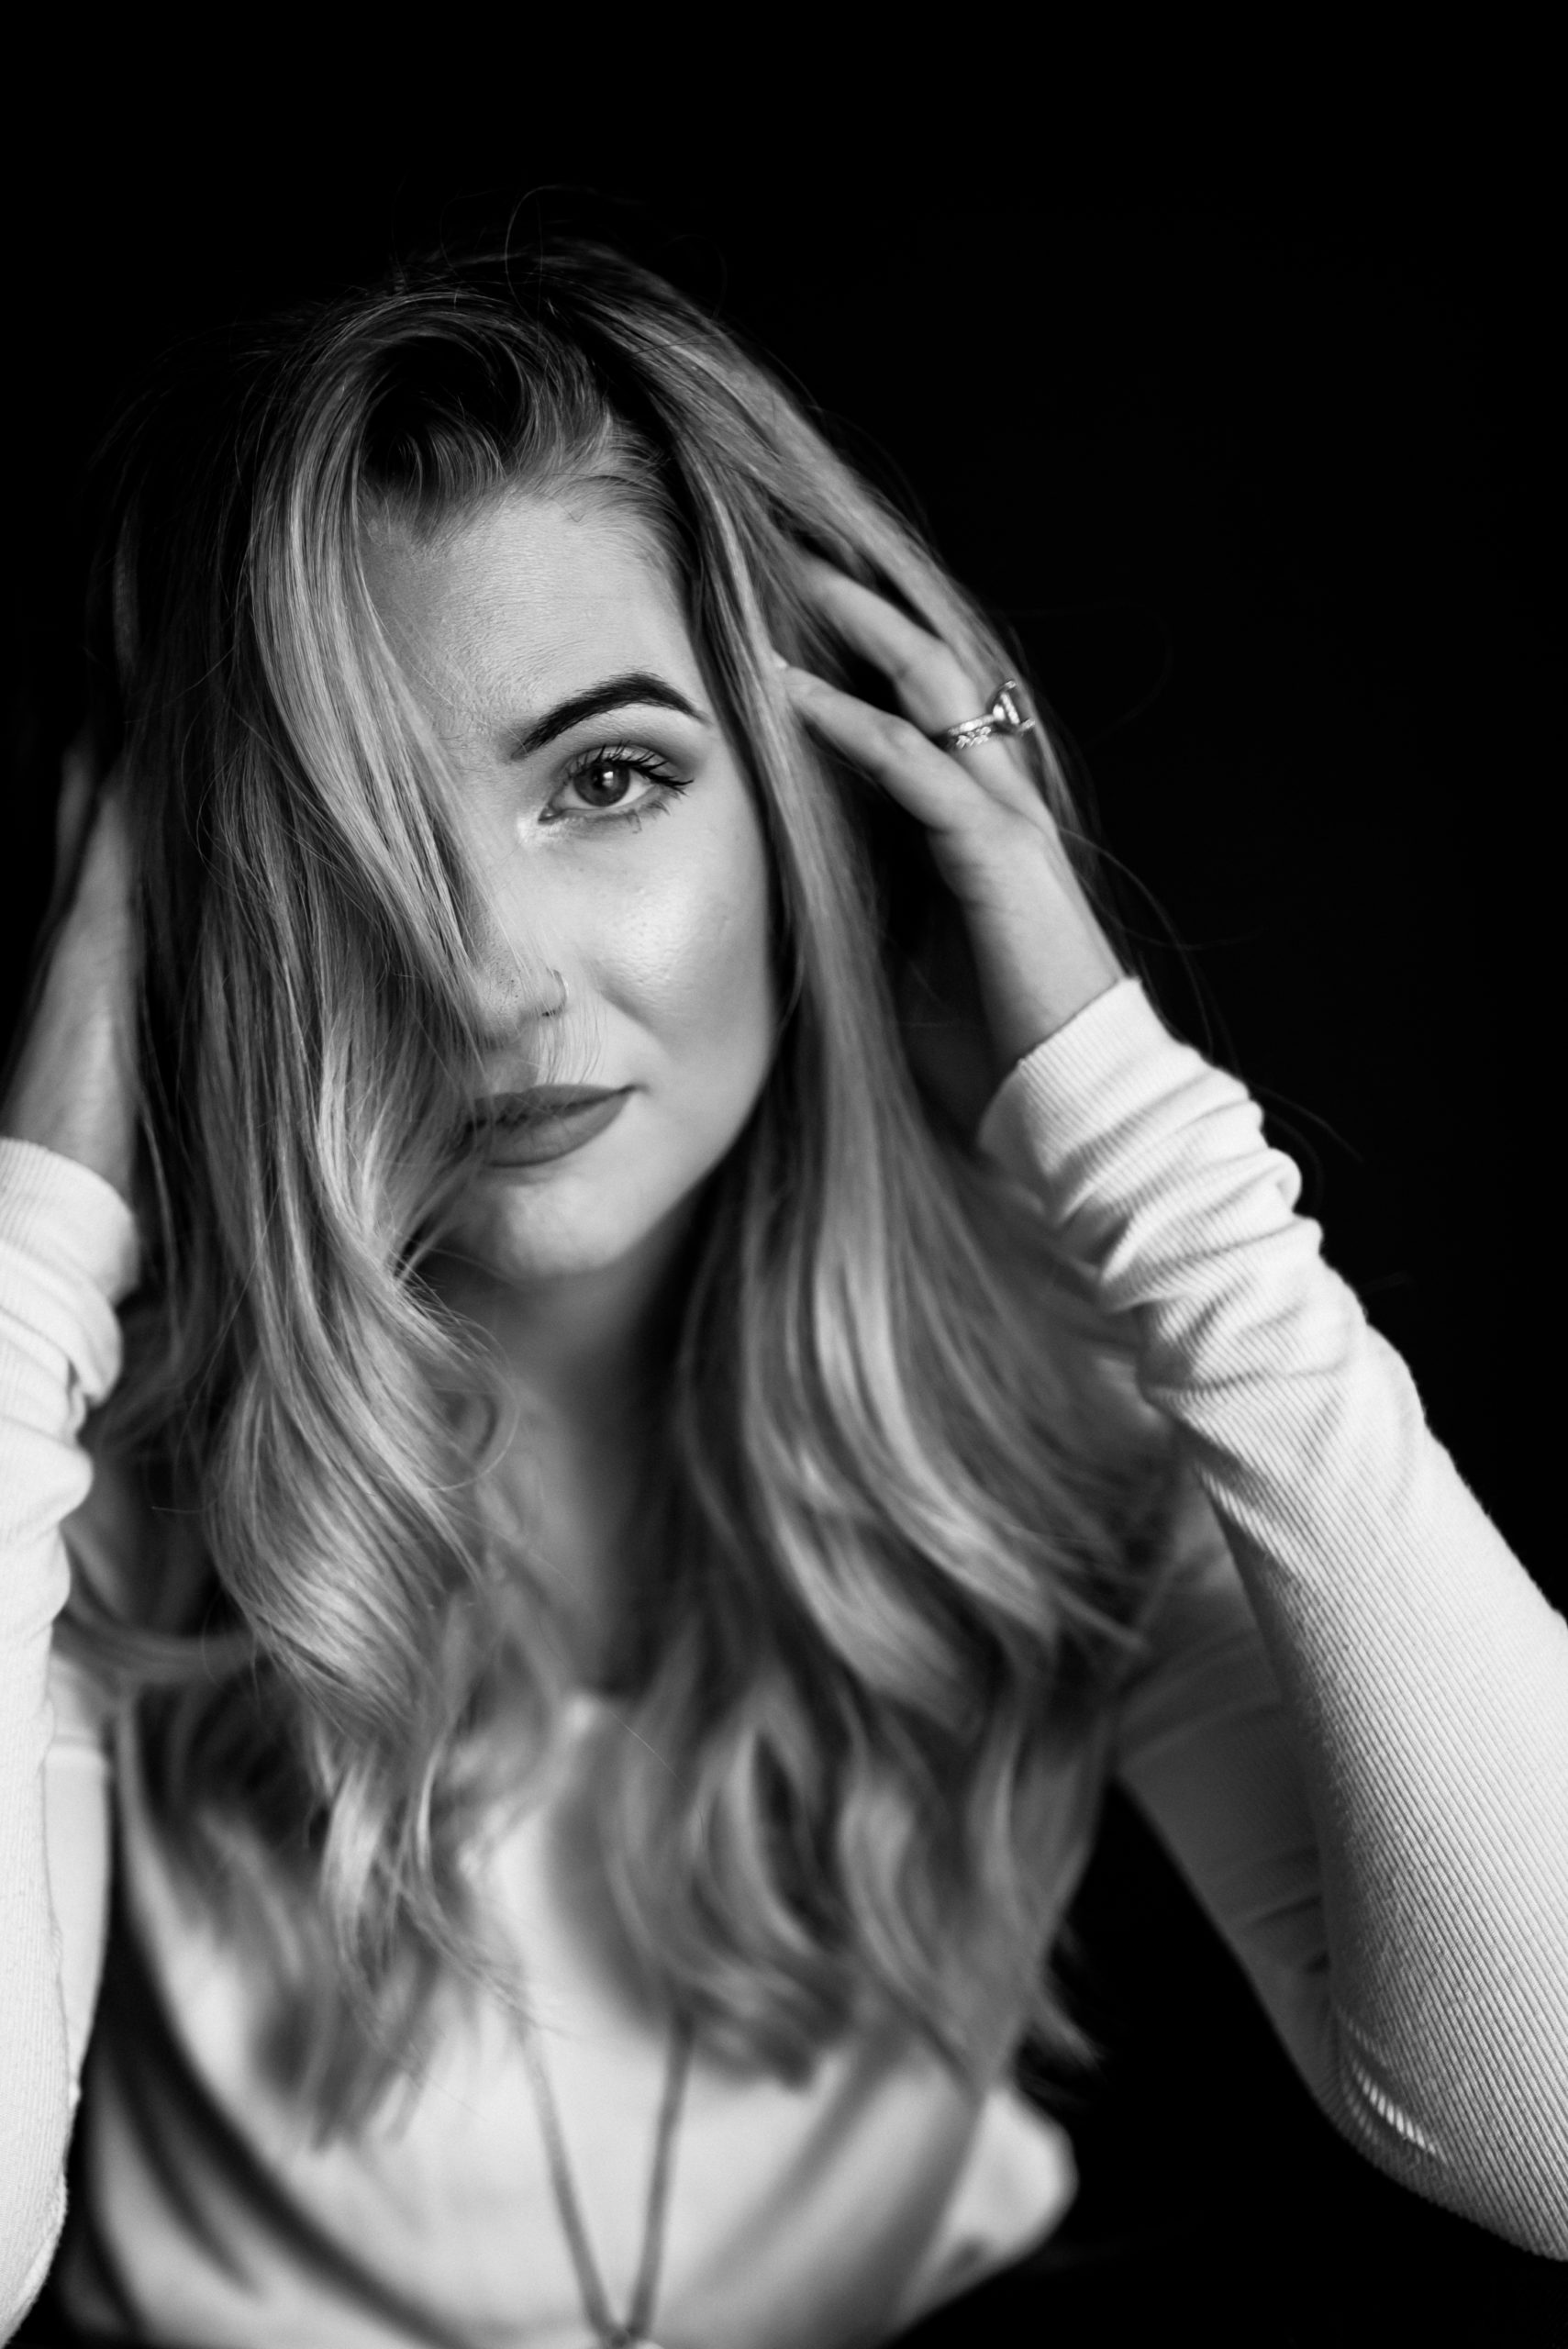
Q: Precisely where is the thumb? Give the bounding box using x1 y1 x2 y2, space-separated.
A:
47 730 100 930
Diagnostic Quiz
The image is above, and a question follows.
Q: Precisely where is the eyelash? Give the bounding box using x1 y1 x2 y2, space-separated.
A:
542 744 694 832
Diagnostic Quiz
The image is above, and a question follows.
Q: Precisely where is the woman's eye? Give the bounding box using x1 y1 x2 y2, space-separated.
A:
546 749 691 827
571 759 649 810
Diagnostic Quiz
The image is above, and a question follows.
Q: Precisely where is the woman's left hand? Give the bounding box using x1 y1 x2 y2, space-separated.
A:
781 562 1125 1085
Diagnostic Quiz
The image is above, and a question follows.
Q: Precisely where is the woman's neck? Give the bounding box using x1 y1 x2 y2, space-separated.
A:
424 1225 689 1689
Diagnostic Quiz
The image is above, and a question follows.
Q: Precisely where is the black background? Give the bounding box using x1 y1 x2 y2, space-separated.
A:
6 185 1563 2342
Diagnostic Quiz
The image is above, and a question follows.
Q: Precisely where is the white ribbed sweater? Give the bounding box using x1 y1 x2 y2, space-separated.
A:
3 979 1565 2346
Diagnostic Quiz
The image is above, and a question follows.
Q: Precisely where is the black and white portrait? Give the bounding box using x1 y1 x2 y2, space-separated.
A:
3 182 1562 2346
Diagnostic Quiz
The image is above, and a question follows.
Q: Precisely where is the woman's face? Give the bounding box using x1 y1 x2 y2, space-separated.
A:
364 488 778 1302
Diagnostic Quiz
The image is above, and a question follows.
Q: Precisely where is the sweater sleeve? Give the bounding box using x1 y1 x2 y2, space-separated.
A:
976 979 1568 2259
0 1139 140 2332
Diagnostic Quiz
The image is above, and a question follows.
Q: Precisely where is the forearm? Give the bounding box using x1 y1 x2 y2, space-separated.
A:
0 972 138 1206
980 982 1568 2254
0 773 140 1208
0 1141 138 2324
0 1549 77 2325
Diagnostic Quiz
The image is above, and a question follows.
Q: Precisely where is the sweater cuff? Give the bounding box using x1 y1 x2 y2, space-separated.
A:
0 1139 142 1308
976 977 1193 1197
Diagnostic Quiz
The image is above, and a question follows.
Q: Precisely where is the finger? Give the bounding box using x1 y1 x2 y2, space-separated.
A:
796 559 1042 818
781 662 1048 861
53 735 96 875
40 735 101 937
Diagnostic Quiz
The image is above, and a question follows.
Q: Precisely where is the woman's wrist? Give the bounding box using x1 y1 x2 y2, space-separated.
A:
0 977 138 1205
1 784 141 1208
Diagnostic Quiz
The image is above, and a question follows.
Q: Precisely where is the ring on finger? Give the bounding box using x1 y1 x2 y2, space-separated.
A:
929 680 1037 755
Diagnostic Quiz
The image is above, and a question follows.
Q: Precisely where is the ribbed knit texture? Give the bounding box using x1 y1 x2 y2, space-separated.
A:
2 980 1563 2343
976 979 1568 2250
0 1144 138 2330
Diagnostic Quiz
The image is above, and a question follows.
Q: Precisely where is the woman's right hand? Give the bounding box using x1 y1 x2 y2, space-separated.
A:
0 740 139 1205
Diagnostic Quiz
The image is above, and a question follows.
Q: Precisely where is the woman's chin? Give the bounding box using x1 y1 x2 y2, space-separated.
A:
439 1172 704 1300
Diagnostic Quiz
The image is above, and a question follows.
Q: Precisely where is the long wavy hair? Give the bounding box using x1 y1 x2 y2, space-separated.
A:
63 238 1179 2132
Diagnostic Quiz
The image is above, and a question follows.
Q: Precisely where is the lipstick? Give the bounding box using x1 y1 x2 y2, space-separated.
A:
468 1085 632 1169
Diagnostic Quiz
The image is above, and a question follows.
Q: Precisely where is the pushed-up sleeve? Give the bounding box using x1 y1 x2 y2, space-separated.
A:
0 1138 140 2331
976 979 1568 2259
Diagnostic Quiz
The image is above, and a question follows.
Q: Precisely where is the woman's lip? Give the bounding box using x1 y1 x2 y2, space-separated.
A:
471 1087 632 1167
476 1085 627 1121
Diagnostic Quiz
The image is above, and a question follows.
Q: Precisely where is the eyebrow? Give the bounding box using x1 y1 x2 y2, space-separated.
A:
502 672 709 762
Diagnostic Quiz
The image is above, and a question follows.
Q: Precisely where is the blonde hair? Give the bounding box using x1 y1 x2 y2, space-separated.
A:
70 240 1177 2131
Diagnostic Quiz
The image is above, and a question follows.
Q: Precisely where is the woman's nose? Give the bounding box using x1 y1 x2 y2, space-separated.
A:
470 949 571 1053
455 798 586 1055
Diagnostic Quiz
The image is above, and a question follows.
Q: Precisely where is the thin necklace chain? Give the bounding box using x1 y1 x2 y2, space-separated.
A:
522 2008 694 2348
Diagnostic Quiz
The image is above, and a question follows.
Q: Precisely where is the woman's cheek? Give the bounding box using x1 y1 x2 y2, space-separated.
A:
604 804 776 1075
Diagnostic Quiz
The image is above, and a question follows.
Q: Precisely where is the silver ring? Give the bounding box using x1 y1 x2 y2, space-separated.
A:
930 679 1037 755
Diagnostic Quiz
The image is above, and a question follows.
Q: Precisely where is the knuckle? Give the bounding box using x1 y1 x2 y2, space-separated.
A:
885 639 933 691
879 710 929 761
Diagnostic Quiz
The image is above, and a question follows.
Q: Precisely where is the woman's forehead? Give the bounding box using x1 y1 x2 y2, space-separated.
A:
362 491 700 740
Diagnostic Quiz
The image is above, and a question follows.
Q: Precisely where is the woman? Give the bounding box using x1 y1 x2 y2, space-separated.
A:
1 238 1563 2347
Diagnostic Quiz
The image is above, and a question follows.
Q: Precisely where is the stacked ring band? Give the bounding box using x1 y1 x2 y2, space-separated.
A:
930 680 1037 755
